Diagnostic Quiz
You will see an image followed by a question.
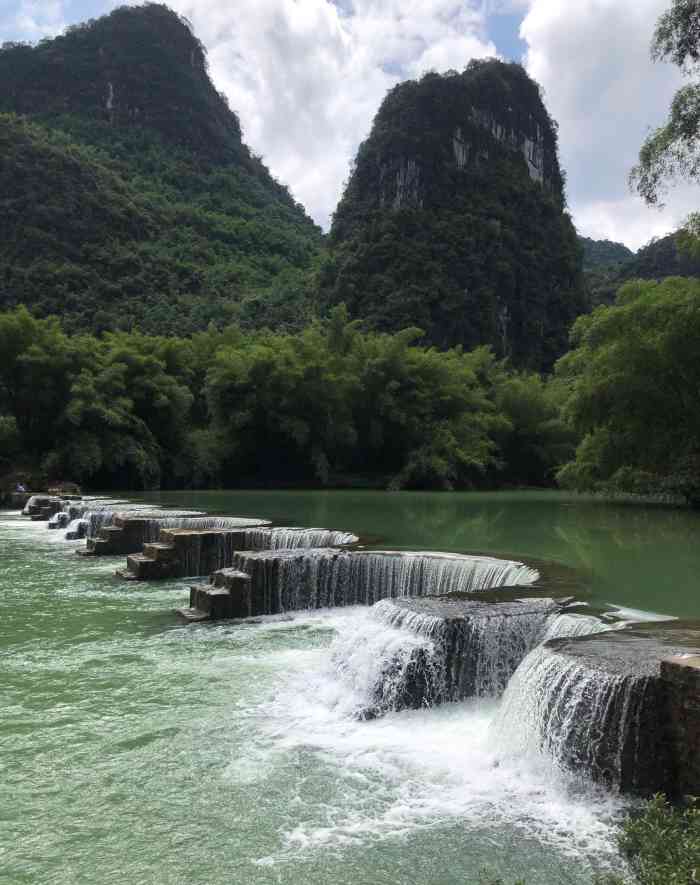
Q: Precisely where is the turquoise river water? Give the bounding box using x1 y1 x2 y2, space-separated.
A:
2 490 699 884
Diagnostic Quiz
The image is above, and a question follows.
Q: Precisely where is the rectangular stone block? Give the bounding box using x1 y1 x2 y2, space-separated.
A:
661 655 700 798
210 569 253 619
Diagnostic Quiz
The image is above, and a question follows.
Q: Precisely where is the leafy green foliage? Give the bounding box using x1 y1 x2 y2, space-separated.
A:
556 277 700 504
631 0 700 204
619 795 700 885
0 4 322 336
0 305 571 491
322 60 585 371
0 416 21 469
580 236 636 307
596 795 700 885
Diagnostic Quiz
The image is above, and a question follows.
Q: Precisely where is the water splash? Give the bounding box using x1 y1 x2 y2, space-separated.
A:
251 608 630 875
48 511 70 529
492 638 668 792
541 611 613 641
326 602 613 719
65 518 89 540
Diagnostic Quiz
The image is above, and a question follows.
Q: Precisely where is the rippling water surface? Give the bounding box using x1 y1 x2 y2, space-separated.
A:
4 490 697 884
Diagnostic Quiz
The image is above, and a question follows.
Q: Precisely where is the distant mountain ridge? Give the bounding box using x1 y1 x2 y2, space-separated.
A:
4 3 698 355
582 232 700 307
578 236 633 272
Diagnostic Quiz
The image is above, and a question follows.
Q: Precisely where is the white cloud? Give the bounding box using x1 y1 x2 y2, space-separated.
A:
145 0 496 229
0 0 65 40
521 0 699 250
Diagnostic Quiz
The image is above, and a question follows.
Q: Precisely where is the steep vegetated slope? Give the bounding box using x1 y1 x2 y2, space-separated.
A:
0 4 322 334
321 60 585 371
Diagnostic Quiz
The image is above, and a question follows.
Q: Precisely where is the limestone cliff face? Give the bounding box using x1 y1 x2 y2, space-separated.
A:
325 60 583 371
0 3 243 162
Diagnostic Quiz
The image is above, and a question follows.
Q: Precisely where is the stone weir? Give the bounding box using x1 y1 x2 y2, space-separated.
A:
62 502 159 540
494 622 700 797
180 549 540 622
22 494 66 521
80 510 211 555
349 594 609 719
120 525 358 580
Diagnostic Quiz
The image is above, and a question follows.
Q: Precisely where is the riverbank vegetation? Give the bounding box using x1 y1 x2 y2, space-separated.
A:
6 269 700 499
4 272 700 498
555 277 700 505
607 795 700 885
0 304 572 491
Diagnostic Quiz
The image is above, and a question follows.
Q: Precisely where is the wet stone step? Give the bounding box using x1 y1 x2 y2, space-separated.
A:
176 607 210 623
125 553 162 580
142 542 176 562
184 571 253 622
99 526 123 538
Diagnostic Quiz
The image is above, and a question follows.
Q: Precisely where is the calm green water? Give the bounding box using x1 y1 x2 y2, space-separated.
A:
131 489 700 618
3 490 698 884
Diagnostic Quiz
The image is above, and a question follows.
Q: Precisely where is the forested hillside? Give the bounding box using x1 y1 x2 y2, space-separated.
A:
0 4 322 334
321 60 585 372
584 231 700 306
579 237 633 271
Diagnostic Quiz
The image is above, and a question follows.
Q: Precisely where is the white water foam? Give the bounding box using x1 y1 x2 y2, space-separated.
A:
234 608 631 872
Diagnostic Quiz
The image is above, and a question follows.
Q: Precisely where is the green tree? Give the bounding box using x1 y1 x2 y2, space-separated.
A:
631 0 700 204
556 277 700 504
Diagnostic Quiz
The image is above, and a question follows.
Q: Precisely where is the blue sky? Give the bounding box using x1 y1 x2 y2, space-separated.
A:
487 11 526 62
0 0 694 249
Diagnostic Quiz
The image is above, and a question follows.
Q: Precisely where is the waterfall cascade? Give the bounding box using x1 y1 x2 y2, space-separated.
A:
65 518 89 540
48 511 70 529
330 596 610 718
17 487 700 799
166 526 358 580
83 507 202 539
22 494 63 518
493 630 700 793
226 549 539 615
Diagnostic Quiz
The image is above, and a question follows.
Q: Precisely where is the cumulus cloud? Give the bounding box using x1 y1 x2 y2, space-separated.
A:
150 0 496 229
0 0 66 40
521 0 699 249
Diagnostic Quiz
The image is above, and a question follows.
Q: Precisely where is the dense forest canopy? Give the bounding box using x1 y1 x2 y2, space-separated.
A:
0 305 572 492
581 231 700 306
556 277 700 505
